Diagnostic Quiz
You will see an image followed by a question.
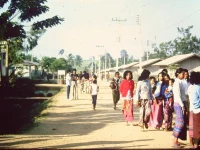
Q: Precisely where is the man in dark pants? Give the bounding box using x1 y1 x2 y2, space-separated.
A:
110 72 121 109
66 70 71 99
71 69 79 99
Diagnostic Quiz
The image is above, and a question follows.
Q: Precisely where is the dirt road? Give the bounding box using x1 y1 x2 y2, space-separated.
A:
0 81 190 149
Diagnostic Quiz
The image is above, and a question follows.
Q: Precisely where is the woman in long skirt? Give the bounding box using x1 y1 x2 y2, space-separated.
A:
189 71 200 149
187 71 196 148
162 74 174 131
135 69 153 130
148 72 164 129
172 68 187 148
120 70 134 125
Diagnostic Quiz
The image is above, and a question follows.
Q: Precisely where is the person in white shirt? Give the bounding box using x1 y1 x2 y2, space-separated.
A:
90 80 99 110
172 68 187 148
66 70 72 100
182 69 190 126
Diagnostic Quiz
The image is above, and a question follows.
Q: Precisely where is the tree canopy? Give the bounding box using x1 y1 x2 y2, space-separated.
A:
0 0 64 41
148 26 200 60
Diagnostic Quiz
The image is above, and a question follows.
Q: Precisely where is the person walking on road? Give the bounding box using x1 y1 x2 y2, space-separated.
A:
66 70 72 100
135 69 152 130
120 70 134 126
90 80 99 110
71 69 79 100
110 72 122 110
172 68 187 148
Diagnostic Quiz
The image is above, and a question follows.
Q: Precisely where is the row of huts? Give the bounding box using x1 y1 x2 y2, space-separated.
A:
101 53 200 81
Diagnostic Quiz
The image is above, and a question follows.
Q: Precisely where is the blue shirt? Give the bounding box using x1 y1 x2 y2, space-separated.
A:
191 84 200 114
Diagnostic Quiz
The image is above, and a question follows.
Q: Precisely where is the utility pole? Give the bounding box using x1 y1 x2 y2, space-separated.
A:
112 17 126 71
91 56 94 73
105 50 107 80
147 40 149 60
137 14 143 72
94 56 96 75
96 45 104 78
109 57 111 68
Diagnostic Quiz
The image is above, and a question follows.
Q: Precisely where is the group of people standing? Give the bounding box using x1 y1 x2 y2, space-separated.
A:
109 68 200 149
65 69 97 100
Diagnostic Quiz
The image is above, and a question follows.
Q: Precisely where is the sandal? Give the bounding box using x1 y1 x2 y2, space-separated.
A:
172 144 182 148
145 124 148 129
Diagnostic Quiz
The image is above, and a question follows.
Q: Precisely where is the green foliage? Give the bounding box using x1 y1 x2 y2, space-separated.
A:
50 58 72 73
74 55 83 67
0 0 64 41
40 56 56 71
149 26 200 59
119 49 128 66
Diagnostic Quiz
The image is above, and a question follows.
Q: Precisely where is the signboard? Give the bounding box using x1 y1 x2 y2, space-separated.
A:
58 70 65 75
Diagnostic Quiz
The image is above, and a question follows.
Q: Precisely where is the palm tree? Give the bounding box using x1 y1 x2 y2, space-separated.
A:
67 53 74 66
74 55 83 67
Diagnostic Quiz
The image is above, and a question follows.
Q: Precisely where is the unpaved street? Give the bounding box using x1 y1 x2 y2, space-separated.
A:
0 81 190 149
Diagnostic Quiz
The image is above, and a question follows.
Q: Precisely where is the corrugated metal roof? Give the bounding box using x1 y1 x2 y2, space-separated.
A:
14 60 40 66
153 53 200 66
150 69 163 76
191 66 200 72
134 59 162 67
118 62 139 69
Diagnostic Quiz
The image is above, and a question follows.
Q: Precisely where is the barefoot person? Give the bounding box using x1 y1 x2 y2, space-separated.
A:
172 68 187 148
90 80 99 110
187 71 196 148
149 72 164 130
189 71 200 149
135 69 153 130
110 72 121 110
120 70 134 125
71 69 79 100
66 69 72 100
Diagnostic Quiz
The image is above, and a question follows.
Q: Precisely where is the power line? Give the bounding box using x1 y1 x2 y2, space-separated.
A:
159 7 200 32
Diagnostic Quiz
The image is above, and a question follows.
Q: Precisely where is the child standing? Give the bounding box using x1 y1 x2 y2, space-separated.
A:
90 80 99 110
164 78 175 131
150 76 156 94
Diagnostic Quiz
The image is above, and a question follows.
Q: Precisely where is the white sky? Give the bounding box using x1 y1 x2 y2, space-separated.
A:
5 0 200 60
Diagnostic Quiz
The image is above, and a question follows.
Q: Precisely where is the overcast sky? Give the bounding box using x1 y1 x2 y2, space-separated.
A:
3 0 200 60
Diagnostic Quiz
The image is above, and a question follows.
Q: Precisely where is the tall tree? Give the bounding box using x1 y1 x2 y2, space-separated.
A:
66 53 74 66
148 26 200 59
120 49 128 66
173 26 200 55
40 56 56 72
0 0 63 85
74 55 82 67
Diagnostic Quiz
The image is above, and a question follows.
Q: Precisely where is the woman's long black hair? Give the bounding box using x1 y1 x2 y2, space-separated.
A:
138 69 151 81
175 68 184 77
123 70 133 80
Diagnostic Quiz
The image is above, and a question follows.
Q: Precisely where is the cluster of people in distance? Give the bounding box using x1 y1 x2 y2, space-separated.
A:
65 69 99 110
108 68 200 149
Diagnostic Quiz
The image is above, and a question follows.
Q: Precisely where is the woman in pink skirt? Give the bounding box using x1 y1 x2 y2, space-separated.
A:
148 72 164 129
120 70 134 126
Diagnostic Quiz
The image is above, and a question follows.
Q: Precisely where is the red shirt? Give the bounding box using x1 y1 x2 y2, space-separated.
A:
120 79 134 97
